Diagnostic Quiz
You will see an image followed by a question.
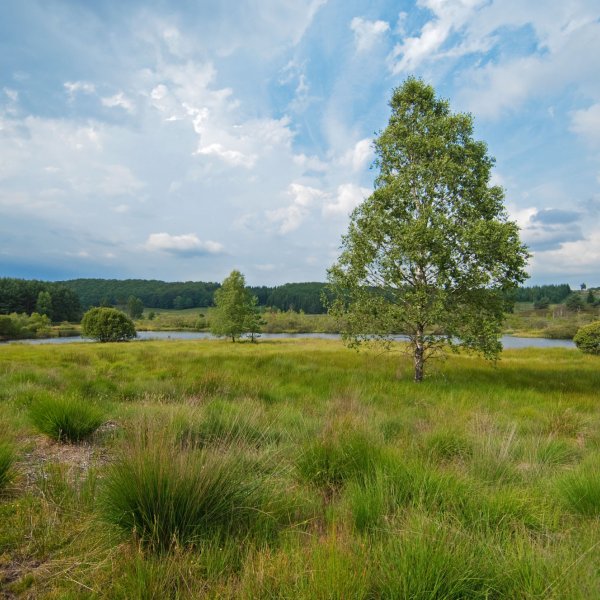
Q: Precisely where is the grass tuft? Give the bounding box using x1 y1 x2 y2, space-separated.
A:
101 434 281 552
557 460 600 516
0 440 16 492
28 395 105 442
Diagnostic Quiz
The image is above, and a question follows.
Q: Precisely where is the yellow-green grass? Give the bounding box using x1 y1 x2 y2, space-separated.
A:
1 339 600 597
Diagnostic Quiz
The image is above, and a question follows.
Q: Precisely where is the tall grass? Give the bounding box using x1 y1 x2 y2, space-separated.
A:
557 459 600 516
101 433 284 552
2 340 600 597
0 440 16 492
28 395 105 442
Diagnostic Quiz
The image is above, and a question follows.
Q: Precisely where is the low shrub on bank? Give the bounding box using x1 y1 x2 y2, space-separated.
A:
573 321 600 355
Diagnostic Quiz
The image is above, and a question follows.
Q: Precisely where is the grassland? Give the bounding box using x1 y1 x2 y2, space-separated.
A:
1 339 600 598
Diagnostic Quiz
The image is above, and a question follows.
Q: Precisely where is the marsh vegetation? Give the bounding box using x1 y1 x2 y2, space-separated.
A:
1 339 600 597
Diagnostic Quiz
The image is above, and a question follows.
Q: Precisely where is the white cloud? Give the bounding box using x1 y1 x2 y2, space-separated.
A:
293 153 328 172
350 17 390 52
101 92 136 113
340 138 373 172
389 0 485 73
145 233 224 256
323 183 370 216
570 103 600 145
266 183 327 233
195 143 257 168
64 81 96 98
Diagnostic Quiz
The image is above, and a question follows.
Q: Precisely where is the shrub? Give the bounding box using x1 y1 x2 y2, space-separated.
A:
29 395 105 442
573 321 600 355
81 307 136 342
101 440 276 551
0 441 16 491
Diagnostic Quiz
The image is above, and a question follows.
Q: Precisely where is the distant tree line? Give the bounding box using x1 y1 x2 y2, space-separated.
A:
0 278 81 322
60 278 330 313
60 279 220 310
508 284 572 304
0 277 579 320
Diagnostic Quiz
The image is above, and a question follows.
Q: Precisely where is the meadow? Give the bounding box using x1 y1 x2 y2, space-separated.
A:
1 338 600 598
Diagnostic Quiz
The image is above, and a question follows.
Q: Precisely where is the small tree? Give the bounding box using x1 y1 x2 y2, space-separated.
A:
327 78 529 382
586 289 595 304
35 291 53 318
565 294 584 312
534 297 550 310
211 270 260 342
127 295 144 319
574 321 600 355
81 307 136 342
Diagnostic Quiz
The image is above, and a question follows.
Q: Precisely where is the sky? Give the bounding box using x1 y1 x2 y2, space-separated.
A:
1 0 599 287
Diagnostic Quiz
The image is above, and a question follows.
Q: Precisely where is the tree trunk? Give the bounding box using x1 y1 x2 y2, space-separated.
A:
413 327 425 383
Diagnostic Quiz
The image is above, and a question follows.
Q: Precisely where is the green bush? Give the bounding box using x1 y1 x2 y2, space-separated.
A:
573 321 600 355
0 441 16 491
29 395 105 442
81 307 136 342
101 441 276 552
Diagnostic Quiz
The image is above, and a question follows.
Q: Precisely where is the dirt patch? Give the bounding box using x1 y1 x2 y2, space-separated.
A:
0 558 43 599
16 425 116 490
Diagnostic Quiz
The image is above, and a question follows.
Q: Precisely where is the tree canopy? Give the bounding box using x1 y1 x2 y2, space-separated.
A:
81 307 136 342
327 78 529 382
210 270 260 342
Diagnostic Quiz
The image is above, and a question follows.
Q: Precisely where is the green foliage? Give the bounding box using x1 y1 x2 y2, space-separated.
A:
533 296 550 309
574 321 600 355
28 395 105 442
35 290 53 317
327 78 529 381
0 312 51 340
0 440 16 492
101 437 277 552
126 296 144 319
566 294 584 312
81 307 136 342
210 270 260 342
510 284 571 303
0 277 81 321
587 289 595 304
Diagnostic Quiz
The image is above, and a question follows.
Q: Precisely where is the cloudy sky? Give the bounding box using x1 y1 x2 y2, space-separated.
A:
1 0 599 286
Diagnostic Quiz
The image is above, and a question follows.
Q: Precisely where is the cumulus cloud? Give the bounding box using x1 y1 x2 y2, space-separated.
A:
101 92 136 113
195 143 257 168
144 233 224 256
570 103 600 145
350 17 390 52
323 183 370 216
517 207 584 252
340 138 373 172
266 183 327 233
389 0 485 73
64 81 96 98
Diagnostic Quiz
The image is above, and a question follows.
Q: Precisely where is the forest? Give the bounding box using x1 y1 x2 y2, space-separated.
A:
0 277 575 320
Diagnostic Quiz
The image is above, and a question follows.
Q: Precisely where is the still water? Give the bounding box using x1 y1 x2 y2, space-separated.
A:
2 330 575 349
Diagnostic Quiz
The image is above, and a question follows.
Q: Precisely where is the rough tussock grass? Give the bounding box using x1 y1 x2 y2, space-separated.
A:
1 339 600 597
101 428 294 552
28 394 105 442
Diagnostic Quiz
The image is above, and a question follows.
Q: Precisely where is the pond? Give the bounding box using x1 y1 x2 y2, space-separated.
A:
1 330 576 349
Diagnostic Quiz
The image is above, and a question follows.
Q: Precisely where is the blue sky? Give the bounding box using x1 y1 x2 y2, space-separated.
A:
1 0 599 286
